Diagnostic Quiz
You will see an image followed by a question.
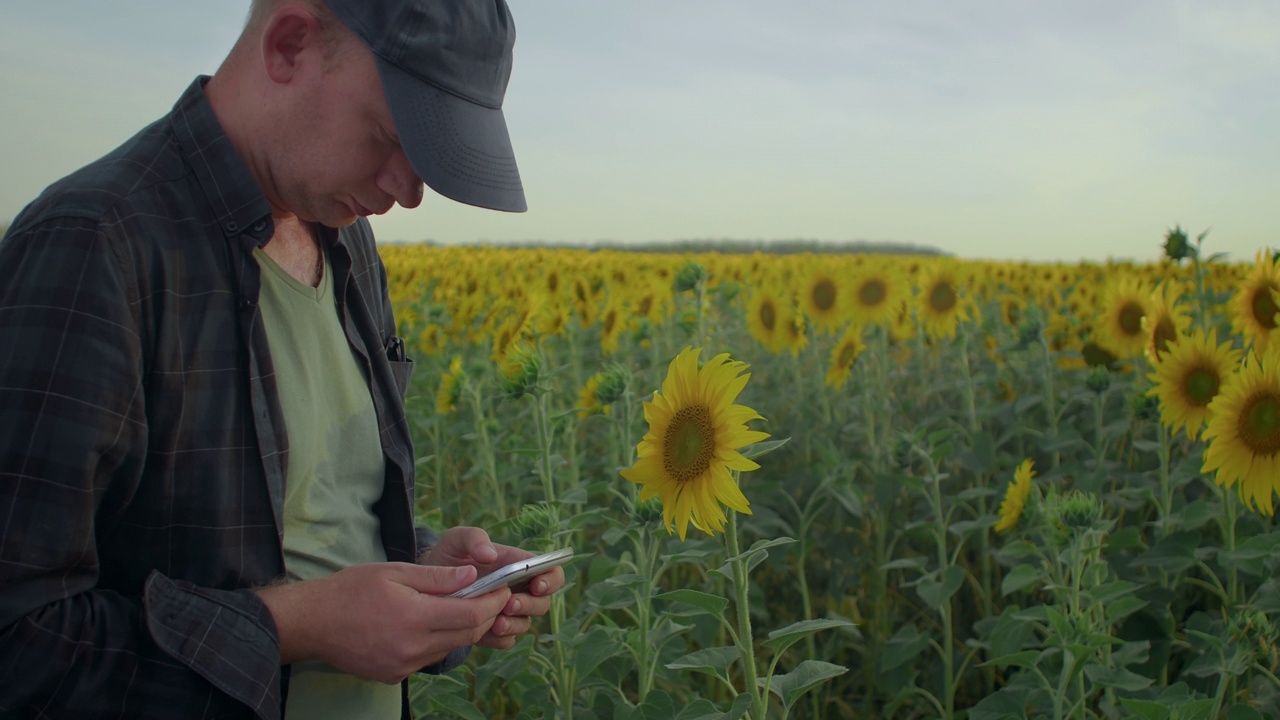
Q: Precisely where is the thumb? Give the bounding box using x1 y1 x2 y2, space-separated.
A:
393 563 477 595
439 526 498 564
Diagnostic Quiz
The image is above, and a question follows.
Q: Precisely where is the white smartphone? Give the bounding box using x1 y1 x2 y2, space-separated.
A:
448 547 574 599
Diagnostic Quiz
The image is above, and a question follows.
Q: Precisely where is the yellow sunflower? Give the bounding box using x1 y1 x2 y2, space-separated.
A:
1201 348 1280 515
576 373 607 419
994 459 1035 533
436 357 464 415
1230 250 1280 352
917 261 971 340
745 286 785 354
1147 328 1241 440
1094 276 1152 359
825 325 865 390
800 266 846 333
779 300 810 356
620 347 770 540
1142 280 1192 363
848 263 906 329
598 296 626 356
999 293 1025 332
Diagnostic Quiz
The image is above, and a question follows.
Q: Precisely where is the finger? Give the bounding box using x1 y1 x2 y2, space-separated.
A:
393 562 477 595
440 526 498 565
528 567 566 597
412 589 513 632
503 592 550 618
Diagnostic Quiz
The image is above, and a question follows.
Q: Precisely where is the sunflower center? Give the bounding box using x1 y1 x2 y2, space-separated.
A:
1182 366 1220 407
603 309 617 334
929 282 957 313
1152 318 1178 359
812 279 837 312
837 342 858 368
662 405 717 483
858 279 887 308
1251 284 1279 330
1118 302 1145 337
759 300 777 331
1004 302 1021 327
1238 392 1280 456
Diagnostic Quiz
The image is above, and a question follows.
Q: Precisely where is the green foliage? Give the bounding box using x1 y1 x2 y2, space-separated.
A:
394 235 1280 719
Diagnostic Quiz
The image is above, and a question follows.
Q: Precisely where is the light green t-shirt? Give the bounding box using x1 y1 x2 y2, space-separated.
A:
253 247 401 720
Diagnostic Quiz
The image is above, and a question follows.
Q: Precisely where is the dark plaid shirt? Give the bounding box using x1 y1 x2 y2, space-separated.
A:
0 77 450 719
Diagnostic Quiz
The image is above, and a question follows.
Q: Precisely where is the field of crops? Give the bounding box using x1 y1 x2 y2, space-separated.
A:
383 232 1280 720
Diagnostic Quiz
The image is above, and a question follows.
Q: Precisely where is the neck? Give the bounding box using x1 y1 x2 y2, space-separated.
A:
206 52 293 217
263 216 324 287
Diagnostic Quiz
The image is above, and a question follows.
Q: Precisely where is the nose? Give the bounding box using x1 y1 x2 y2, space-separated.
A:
377 150 425 210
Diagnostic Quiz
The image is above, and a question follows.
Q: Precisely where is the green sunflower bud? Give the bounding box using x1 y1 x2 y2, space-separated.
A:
633 496 665 526
673 262 707 293
1085 365 1112 394
512 502 557 541
1049 490 1103 532
1129 390 1160 423
498 342 543 399
1163 225 1191 261
595 362 632 406
1017 305 1045 345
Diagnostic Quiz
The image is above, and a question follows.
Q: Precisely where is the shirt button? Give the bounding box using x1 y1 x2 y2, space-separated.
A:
252 220 267 233
225 221 239 233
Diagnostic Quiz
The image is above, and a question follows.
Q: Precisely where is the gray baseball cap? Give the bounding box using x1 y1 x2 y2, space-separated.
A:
324 0 526 212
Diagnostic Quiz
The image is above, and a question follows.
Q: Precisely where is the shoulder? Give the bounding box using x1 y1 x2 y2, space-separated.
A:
6 116 190 242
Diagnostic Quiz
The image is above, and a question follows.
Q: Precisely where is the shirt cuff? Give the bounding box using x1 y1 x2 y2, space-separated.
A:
144 570 282 719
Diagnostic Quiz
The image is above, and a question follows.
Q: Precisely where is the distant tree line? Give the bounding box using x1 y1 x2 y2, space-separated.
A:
410 237 946 256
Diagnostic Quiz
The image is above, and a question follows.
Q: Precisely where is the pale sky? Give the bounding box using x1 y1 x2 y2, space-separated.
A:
2 2 1277 263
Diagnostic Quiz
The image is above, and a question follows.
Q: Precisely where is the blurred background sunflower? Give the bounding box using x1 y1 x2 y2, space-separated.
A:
1201 347 1280 514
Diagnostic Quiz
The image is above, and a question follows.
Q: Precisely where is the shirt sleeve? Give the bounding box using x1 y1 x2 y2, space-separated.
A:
0 219 282 720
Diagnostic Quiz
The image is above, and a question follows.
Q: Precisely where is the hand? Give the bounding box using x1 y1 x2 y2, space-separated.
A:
418 527 567 650
256 562 510 684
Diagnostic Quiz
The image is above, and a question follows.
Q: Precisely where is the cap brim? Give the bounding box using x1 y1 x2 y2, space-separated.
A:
375 58 527 213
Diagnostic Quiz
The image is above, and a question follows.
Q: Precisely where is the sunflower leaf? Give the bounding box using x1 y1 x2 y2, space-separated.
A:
761 618 856 657
654 589 729 617
917 565 965 609
762 660 847 712
740 437 790 460
665 646 740 684
1001 564 1042 596
713 537 797 579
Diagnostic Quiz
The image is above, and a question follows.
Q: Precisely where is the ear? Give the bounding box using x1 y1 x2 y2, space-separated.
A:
260 7 324 84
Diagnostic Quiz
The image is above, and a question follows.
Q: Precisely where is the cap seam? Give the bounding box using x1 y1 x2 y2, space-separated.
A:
372 52 503 110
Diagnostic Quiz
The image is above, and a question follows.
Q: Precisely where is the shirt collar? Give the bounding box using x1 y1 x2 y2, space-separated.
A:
170 76 274 247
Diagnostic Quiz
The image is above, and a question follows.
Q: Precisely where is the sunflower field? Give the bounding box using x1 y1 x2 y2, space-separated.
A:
390 229 1280 720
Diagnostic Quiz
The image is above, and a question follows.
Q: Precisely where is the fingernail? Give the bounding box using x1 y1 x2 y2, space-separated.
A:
511 599 522 614
536 580 548 595
455 566 470 580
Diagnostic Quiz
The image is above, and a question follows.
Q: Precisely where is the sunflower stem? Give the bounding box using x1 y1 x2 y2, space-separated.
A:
921 448 957 720
1038 328 1061 469
1192 232 1210 335
466 377 505 523
530 386 574 720
725 506 765 720
695 277 707 349
1221 483 1240 608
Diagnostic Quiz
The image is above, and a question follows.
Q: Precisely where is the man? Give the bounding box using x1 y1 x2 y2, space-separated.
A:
0 1 563 718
